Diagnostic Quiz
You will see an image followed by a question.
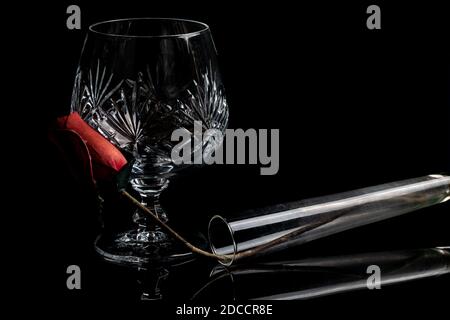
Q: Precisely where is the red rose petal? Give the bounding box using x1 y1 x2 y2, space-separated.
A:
56 112 128 181
48 128 96 190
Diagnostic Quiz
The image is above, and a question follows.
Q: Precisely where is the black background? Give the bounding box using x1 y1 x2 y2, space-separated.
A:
31 0 450 314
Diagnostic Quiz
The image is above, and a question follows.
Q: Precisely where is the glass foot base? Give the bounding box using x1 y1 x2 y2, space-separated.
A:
94 229 193 266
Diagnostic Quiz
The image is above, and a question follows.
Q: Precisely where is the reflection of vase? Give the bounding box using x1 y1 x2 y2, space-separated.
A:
193 247 450 301
71 18 229 265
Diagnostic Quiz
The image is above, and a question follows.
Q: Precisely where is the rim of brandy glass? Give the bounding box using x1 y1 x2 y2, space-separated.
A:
89 17 210 39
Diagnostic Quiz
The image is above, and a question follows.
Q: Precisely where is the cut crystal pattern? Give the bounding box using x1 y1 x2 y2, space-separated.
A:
72 60 228 161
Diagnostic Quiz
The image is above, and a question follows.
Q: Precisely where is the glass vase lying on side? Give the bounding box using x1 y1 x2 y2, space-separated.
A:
208 174 450 265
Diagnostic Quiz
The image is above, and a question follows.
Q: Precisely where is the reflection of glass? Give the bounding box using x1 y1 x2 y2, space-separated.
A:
209 175 450 265
71 18 228 264
193 247 450 300
137 257 197 301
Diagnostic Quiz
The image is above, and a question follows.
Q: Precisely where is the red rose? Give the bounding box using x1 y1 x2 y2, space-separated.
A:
51 111 127 183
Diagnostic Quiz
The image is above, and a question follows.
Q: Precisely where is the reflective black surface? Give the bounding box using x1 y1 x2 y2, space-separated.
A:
47 161 450 303
39 0 450 311
62 245 450 302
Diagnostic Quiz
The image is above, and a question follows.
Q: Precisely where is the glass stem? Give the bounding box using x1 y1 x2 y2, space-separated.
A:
133 192 168 229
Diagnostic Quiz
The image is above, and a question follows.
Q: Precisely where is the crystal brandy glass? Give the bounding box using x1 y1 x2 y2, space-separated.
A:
71 18 228 264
